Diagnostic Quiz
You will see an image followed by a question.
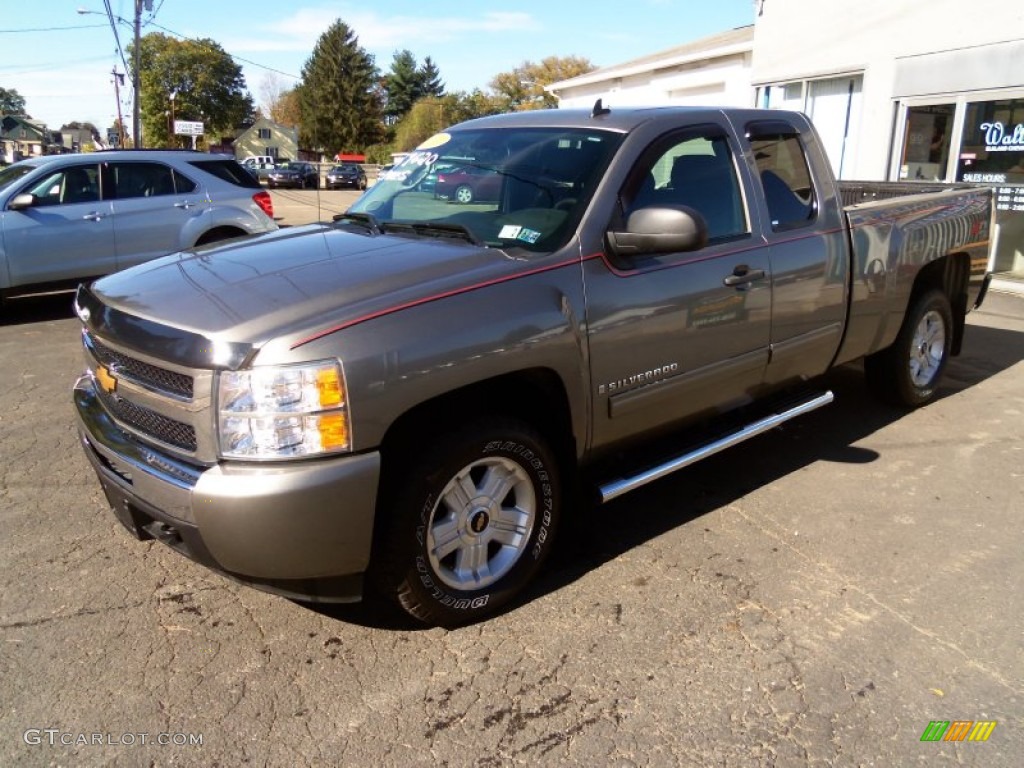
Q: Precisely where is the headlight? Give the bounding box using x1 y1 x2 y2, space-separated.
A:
217 360 350 459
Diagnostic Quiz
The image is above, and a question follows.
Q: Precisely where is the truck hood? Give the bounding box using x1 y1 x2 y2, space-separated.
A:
89 224 557 347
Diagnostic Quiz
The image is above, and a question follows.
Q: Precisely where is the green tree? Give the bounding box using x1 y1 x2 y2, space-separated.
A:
382 50 420 124
299 20 384 155
382 51 446 126
1 86 28 115
132 33 254 148
393 91 502 151
418 57 444 98
490 56 595 111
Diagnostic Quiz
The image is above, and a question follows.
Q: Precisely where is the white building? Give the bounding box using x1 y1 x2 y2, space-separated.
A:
547 26 754 110
548 0 1024 278
752 0 1023 277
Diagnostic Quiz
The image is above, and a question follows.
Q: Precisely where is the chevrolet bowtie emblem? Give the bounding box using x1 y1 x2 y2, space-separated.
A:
96 364 118 394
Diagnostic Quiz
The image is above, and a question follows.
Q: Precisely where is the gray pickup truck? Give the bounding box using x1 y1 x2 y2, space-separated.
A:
72 106 993 626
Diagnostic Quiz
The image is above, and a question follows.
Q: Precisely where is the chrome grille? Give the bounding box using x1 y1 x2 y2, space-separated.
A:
96 387 198 452
88 334 194 399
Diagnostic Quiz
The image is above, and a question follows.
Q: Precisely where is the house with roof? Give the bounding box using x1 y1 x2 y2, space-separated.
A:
1 114 49 164
233 117 298 162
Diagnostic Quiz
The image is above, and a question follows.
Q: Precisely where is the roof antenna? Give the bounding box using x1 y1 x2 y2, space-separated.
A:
591 98 611 118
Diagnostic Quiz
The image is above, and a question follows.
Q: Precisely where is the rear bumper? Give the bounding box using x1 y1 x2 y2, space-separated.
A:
74 375 381 602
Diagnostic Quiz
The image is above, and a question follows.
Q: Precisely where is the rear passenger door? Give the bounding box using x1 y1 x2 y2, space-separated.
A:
108 161 204 271
584 123 773 449
743 120 848 385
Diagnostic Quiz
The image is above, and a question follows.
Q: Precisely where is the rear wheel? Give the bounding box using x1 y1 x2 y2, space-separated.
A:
864 289 953 407
455 185 474 204
372 417 561 626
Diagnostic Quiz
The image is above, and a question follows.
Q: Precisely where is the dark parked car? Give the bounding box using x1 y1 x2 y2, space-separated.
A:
433 165 502 203
325 163 366 190
266 161 319 190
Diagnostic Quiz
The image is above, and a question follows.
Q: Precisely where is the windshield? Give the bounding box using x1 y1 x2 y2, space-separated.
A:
348 127 622 252
0 162 36 194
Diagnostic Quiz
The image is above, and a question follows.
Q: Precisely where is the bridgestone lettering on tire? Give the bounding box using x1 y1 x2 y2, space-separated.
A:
374 418 560 626
865 288 953 407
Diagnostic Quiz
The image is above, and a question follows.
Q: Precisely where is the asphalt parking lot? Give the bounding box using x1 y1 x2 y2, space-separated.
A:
1 227 1021 764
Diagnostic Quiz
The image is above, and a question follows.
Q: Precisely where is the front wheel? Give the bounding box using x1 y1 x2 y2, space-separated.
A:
864 289 953 407
372 418 561 626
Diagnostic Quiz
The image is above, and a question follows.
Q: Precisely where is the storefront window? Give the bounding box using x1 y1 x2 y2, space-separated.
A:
899 104 954 181
957 97 1024 185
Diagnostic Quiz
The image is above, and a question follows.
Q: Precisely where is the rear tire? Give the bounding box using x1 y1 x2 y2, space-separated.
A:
372 417 561 626
864 289 953 407
455 185 474 204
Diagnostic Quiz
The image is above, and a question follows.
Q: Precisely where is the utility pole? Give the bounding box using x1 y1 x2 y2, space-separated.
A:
111 68 126 148
132 0 142 148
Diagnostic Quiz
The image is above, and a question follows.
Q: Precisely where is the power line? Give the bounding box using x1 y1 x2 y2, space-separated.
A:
0 23 108 33
102 0 130 74
143 19 302 80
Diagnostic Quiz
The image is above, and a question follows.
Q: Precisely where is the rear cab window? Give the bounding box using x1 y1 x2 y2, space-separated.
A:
746 121 817 231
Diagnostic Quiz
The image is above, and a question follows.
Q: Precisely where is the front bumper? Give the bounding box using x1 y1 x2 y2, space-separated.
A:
74 375 381 602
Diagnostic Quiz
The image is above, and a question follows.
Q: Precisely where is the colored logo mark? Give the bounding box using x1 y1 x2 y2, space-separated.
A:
920 721 997 742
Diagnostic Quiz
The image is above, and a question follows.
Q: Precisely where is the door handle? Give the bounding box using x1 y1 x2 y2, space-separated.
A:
81 212 107 221
723 265 766 287
174 200 196 209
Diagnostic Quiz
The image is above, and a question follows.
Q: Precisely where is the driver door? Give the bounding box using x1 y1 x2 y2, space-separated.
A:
2 162 115 288
584 124 773 450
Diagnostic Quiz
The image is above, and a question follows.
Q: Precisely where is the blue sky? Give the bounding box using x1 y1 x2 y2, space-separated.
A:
2 1 754 130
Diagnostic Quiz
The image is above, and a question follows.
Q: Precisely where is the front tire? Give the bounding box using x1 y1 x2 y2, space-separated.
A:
373 418 561 626
864 288 953 407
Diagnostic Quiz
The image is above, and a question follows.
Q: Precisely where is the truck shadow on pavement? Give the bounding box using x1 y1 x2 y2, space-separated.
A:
322 319 1023 630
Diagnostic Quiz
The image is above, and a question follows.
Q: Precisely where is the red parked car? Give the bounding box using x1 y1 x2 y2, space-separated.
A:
433 166 502 204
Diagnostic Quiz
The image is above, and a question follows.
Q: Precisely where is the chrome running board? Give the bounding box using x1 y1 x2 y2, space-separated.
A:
598 391 834 503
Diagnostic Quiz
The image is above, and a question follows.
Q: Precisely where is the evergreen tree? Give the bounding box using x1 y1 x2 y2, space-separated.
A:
382 50 420 125
299 20 384 154
417 57 445 98
383 51 446 126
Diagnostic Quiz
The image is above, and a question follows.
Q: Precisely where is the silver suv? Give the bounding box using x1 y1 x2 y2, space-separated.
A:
0 151 278 302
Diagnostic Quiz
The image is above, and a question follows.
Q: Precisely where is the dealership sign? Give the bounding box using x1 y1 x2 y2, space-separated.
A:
980 121 1024 151
173 120 204 137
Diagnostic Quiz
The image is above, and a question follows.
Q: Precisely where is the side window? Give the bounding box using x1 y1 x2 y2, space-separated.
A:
111 162 197 198
24 165 100 206
172 169 197 193
747 125 816 231
628 131 747 241
111 162 178 199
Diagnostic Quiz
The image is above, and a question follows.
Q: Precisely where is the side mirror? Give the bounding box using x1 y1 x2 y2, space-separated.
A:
8 193 36 211
607 205 707 257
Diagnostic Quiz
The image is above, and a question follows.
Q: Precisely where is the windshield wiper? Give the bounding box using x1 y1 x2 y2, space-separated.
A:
332 211 382 234
381 221 484 246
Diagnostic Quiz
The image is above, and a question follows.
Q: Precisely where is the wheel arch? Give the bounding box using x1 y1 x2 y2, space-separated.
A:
194 225 249 247
377 367 578 475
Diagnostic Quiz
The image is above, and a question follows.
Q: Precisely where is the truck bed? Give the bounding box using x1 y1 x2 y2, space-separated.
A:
837 180 977 208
